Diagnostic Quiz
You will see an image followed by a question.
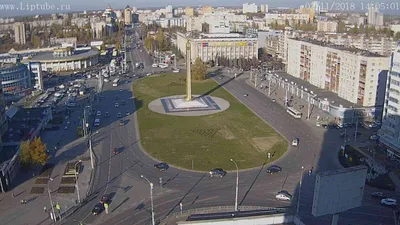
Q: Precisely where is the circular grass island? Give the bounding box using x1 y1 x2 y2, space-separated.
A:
132 73 288 171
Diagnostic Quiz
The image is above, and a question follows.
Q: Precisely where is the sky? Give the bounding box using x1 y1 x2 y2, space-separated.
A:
0 0 399 17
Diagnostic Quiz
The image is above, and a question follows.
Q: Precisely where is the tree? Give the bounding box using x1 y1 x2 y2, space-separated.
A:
20 137 49 166
395 32 400 41
144 36 155 52
156 29 169 52
115 40 121 50
201 22 210 33
100 43 106 51
191 57 207 81
337 20 346 33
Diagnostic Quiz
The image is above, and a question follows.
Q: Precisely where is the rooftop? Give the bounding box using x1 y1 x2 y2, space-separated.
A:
291 37 386 57
23 48 99 62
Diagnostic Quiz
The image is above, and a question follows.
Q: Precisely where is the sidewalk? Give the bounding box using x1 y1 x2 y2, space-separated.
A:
0 103 95 225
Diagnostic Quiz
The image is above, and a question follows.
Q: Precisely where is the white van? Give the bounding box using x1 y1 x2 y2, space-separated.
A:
94 118 100 127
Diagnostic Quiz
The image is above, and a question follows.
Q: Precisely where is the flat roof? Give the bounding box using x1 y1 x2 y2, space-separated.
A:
291 37 386 57
23 49 99 63
274 71 361 108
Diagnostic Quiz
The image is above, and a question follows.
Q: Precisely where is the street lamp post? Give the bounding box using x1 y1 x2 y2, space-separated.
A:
88 131 99 170
230 159 239 212
47 178 56 223
74 160 82 203
141 175 155 225
296 166 304 216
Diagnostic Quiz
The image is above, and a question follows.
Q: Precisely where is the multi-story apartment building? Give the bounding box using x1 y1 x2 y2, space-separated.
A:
185 7 194 17
265 13 310 25
124 6 133 25
379 46 400 160
243 3 258 14
176 32 258 63
13 22 26 45
287 38 390 107
317 21 338 33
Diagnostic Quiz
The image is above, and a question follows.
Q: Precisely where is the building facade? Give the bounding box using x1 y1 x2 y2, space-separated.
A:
287 38 390 107
23 47 99 72
317 21 338 32
185 7 194 16
379 46 400 160
243 3 258 13
13 22 26 45
177 32 258 63
0 62 31 101
124 6 132 25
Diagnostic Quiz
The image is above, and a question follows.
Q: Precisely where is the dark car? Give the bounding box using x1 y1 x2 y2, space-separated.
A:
119 119 124 126
154 163 169 171
266 165 282 174
92 203 104 215
209 168 227 177
371 192 385 198
121 100 126 105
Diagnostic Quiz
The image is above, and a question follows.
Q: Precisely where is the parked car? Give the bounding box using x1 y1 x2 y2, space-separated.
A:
266 165 282 174
100 194 110 204
370 135 379 140
115 103 119 108
371 192 385 198
276 191 292 201
173 69 180 73
154 163 169 171
381 198 397 207
105 112 110 117
209 168 227 177
121 100 125 105
96 111 101 116
117 113 122 118
119 119 124 126
92 203 104 215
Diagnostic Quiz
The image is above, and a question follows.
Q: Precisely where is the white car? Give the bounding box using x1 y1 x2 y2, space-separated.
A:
146 73 152 76
104 79 110 83
173 69 180 73
115 103 119 108
152 63 158 68
381 198 397 207
292 138 299 147
276 192 292 201
96 111 101 116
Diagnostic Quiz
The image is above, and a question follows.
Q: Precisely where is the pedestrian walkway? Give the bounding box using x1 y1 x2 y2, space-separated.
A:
0 103 95 225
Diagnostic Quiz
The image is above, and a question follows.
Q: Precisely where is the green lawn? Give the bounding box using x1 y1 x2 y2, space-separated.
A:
133 73 288 171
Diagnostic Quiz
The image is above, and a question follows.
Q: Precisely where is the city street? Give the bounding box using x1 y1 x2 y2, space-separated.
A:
31 27 396 225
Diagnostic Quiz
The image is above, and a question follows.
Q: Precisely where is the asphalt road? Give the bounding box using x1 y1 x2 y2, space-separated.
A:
64 27 398 225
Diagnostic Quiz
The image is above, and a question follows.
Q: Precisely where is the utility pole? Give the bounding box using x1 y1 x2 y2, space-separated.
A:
48 178 56 223
230 159 239 212
268 77 272 96
74 160 82 203
89 136 94 169
307 93 311 120
250 66 253 82
296 166 304 216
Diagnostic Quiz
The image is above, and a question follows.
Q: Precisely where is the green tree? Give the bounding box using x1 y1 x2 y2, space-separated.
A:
395 32 400 40
20 137 49 166
115 40 121 50
337 20 346 33
100 43 106 51
156 29 169 52
191 57 207 81
144 36 155 52
201 22 210 33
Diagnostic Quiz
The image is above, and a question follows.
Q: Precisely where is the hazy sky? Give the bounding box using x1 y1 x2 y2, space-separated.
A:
0 0 398 17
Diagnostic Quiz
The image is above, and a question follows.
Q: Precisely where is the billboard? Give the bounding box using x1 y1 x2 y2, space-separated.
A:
312 165 367 217
201 42 255 47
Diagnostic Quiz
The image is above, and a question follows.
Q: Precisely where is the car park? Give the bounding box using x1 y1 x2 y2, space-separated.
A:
209 168 227 177
381 198 397 207
266 165 282 174
154 163 169 171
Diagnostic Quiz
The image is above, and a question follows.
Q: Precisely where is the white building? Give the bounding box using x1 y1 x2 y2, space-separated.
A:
368 6 384 26
260 4 268 13
176 32 258 63
287 38 390 107
317 21 338 32
209 20 230 34
243 3 258 14
13 22 26 45
390 25 400 34
265 13 310 25
379 46 400 160
166 5 173 13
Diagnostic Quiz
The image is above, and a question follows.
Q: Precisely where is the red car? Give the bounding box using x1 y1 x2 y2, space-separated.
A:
113 148 119 155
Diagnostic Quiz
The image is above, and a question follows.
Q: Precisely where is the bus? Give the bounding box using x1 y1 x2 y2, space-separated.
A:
287 107 302 119
112 78 120 87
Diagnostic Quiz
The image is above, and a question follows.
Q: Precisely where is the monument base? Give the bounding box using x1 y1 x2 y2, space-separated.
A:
148 95 230 117
161 95 220 113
